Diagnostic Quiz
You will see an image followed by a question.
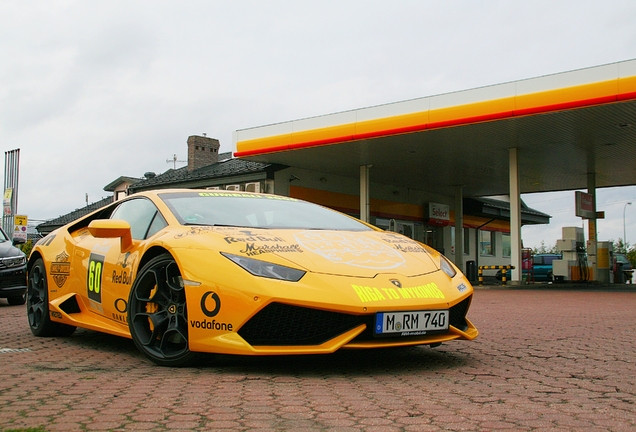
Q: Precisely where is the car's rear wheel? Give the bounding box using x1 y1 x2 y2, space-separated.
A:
27 258 76 336
128 254 196 366
8 293 26 306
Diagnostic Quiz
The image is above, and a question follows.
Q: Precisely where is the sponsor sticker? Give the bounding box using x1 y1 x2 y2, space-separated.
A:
295 231 405 269
191 291 233 331
352 282 445 303
239 242 302 256
51 251 70 288
200 291 221 317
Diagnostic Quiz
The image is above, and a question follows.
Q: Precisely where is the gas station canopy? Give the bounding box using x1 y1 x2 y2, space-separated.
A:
234 59 636 198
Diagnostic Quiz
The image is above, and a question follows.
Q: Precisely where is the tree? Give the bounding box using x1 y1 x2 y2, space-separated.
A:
532 240 558 255
613 238 630 255
627 247 636 268
611 238 635 268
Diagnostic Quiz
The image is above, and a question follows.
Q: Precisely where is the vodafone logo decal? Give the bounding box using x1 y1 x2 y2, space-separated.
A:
200 291 221 317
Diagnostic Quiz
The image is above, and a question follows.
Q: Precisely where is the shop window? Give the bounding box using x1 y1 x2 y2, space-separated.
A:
479 230 495 256
450 227 470 254
398 222 414 239
502 233 511 258
424 225 444 253
374 218 414 239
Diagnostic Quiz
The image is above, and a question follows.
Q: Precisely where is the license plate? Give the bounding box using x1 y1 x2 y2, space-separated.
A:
374 310 449 337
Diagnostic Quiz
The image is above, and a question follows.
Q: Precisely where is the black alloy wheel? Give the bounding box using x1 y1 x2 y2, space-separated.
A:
27 258 76 336
128 254 196 366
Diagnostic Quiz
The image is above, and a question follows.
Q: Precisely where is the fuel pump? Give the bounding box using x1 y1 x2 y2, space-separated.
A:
554 227 588 281
597 241 613 283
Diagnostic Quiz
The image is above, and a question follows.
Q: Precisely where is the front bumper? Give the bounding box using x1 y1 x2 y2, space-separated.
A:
188 292 478 355
0 266 27 298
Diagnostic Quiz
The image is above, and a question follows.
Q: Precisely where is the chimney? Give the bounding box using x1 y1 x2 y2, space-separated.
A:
187 135 220 171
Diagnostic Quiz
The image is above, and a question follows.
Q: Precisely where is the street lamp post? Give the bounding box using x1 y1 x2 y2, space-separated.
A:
624 202 632 250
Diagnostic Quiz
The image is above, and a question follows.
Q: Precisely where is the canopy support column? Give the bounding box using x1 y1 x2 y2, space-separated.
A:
360 165 371 222
509 148 522 282
454 185 464 270
588 172 598 281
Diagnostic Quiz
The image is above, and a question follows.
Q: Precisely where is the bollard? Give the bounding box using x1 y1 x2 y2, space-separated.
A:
478 265 515 286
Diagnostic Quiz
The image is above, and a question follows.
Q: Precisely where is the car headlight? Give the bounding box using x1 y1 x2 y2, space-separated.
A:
439 255 457 278
221 252 306 282
0 255 26 268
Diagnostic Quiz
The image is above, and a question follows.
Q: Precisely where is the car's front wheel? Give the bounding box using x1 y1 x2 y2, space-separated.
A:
27 258 76 336
128 254 197 366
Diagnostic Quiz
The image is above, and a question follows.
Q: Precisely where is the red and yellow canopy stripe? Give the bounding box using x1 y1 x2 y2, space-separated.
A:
235 74 636 157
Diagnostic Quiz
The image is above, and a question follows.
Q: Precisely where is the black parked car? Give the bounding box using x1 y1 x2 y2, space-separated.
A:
0 227 27 305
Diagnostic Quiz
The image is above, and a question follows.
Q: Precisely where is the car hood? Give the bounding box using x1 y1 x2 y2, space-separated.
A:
0 240 24 258
170 226 441 278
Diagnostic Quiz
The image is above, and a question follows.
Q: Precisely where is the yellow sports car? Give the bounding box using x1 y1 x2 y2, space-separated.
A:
27 189 478 366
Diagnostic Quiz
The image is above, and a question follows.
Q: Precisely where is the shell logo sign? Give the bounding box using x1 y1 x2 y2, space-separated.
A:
294 231 405 269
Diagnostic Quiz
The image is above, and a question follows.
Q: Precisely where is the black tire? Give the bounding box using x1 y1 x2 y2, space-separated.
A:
27 258 76 337
128 254 197 366
8 293 26 306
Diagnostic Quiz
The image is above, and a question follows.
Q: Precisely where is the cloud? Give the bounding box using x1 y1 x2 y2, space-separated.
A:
1 0 635 247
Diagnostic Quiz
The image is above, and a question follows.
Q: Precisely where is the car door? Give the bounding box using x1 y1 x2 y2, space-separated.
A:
74 198 167 323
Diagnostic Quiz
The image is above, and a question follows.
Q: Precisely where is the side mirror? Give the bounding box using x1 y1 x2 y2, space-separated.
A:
12 237 26 246
88 219 134 252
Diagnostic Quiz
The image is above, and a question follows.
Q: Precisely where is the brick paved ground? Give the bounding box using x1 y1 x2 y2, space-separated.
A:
1 287 635 431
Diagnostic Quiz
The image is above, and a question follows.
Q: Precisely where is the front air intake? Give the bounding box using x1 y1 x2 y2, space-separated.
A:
238 303 361 346
59 295 82 314
448 296 471 331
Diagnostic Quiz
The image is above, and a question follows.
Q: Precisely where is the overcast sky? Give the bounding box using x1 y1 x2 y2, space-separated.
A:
2 0 636 248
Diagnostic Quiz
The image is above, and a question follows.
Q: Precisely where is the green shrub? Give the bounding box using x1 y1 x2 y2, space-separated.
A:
18 239 34 258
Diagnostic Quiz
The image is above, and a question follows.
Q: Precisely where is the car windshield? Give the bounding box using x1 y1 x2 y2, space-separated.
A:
159 191 373 231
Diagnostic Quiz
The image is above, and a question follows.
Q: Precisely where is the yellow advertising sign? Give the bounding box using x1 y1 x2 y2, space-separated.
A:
3 188 12 216
14 215 28 226
14 214 28 241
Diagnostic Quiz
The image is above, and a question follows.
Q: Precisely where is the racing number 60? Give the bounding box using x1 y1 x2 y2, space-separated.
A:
87 253 105 302
88 260 102 294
